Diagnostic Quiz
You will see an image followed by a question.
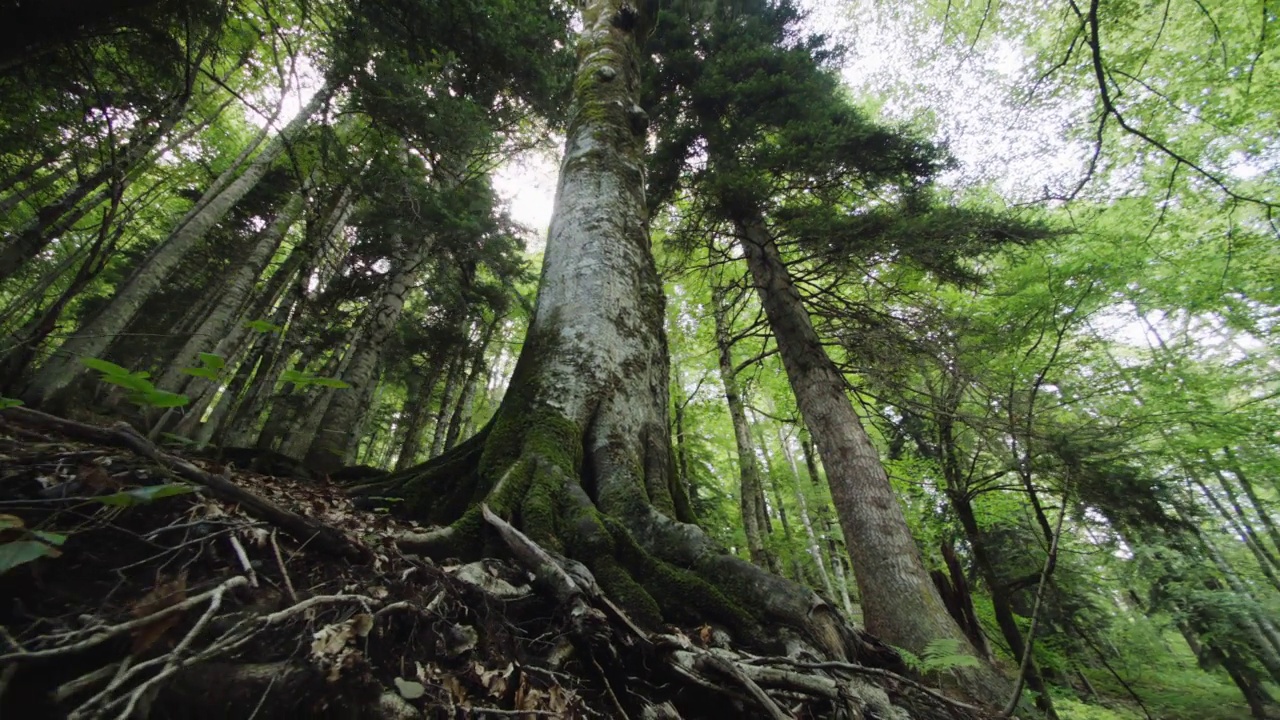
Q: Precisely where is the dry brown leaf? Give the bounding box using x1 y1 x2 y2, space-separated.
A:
77 463 119 492
129 571 188 654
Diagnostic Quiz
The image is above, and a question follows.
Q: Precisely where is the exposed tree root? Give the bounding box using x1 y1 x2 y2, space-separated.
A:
0 408 998 719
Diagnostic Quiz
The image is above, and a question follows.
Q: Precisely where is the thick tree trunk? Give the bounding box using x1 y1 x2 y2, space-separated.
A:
354 0 858 668
734 215 1009 703
711 284 775 570
21 90 327 406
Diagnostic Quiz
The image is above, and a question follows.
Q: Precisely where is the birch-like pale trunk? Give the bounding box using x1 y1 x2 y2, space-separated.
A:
22 90 327 406
155 192 305 395
798 428 856 615
277 318 366 460
428 352 466 458
394 354 447 471
303 233 434 472
777 426 836 602
711 283 775 570
443 319 496 452
735 215 1009 702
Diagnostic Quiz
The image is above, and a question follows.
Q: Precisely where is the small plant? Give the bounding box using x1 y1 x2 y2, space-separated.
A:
280 368 350 390
179 352 225 381
894 638 982 675
245 319 284 334
82 358 189 409
0 514 66 575
0 396 23 410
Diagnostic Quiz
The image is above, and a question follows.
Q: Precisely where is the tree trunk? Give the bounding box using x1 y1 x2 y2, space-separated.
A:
394 354 448 471
711 284 774 570
777 425 836 601
752 412 800 580
353 0 858 668
1222 448 1280 557
302 229 434 472
428 353 466 459
799 427 856 616
443 318 497 452
156 191 304 397
21 89 327 407
733 214 1009 703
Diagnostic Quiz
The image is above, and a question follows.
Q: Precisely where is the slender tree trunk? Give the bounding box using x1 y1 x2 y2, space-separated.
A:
305 223 434 470
799 427 855 616
752 413 800 580
710 284 775 570
156 191 304 396
429 353 466 458
1193 475 1280 593
444 318 496 452
733 215 1009 702
0 155 75 219
1223 448 1280 556
22 89 328 406
395 354 448 471
778 425 834 598
278 319 365 460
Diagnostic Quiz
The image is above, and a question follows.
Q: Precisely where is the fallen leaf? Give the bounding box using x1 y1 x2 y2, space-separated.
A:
129 572 188 653
394 677 425 700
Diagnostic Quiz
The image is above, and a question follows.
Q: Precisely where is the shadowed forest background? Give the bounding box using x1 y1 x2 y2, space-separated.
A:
0 0 1277 718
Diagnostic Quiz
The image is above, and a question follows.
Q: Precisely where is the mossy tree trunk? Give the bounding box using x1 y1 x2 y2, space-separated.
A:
355 0 854 659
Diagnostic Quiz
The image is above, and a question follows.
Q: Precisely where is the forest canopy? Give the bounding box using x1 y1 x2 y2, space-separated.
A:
0 0 1276 719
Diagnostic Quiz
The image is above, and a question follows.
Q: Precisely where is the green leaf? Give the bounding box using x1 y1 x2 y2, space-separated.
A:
245 319 283 334
96 483 197 507
0 396 22 410
279 369 306 385
0 514 25 530
197 352 225 370
100 374 156 393
180 367 220 380
81 357 133 376
0 540 60 575
31 530 67 546
139 391 189 408
312 377 350 389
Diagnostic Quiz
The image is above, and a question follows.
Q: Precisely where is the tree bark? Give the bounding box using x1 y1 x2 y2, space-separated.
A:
21 89 327 406
443 317 497 452
156 191 304 397
394 354 448 471
303 231 434 473
711 283 774 570
733 214 1009 704
353 0 859 669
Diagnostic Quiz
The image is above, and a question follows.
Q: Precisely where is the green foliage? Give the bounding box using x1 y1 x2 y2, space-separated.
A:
0 397 22 410
81 357 189 409
279 368 351 390
0 513 65 575
94 483 197 508
893 638 982 675
179 352 226 381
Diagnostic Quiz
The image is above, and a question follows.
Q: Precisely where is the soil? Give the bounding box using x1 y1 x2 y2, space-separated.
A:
0 408 991 720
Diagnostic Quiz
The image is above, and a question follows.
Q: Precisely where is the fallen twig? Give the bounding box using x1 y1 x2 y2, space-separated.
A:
2 407 369 562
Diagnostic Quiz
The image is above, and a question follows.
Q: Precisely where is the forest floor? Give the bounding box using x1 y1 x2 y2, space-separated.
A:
0 408 989 720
